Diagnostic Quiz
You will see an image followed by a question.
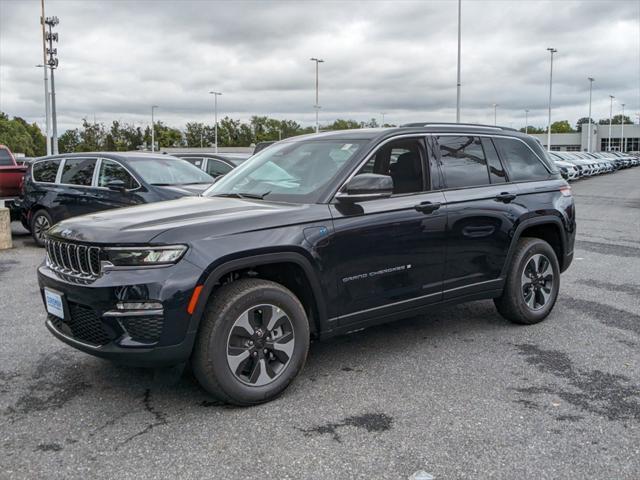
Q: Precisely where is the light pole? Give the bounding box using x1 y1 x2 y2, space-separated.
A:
621 103 625 152
209 91 222 153
492 103 498 126
39 0 51 155
546 47 557 152
44 16 60 155
151 105 158 152
525 109 529 134
608 95 615 151
310 58 324 133
456 0 462 123
381 112 386 126
587 77 594 152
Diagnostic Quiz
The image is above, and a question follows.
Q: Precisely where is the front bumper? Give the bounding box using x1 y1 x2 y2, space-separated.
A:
37 258 205 367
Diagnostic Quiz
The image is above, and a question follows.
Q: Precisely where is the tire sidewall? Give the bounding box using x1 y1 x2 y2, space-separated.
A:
200 283 309 404
512 239 560 323
31 210 52 247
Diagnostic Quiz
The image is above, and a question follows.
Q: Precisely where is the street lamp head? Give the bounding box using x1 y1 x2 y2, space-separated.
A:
209 91 222 96
588 77 594 82
310 58 324 63
547 47 557 53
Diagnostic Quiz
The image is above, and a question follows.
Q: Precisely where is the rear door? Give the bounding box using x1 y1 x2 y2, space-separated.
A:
436 135 516 298
328 136 447 326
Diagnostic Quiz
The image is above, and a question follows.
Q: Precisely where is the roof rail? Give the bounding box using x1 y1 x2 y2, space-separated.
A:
401 122 518 132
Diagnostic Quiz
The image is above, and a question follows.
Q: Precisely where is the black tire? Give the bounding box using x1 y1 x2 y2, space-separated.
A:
192 278 310 406
30 209 52 247
494 237 560 325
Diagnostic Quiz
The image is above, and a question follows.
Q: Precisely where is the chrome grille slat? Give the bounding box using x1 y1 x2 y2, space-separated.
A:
45 237 101 281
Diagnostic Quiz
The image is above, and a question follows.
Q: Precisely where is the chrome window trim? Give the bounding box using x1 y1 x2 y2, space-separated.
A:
56 156 99 188
31 158 64 184
330 132 553 202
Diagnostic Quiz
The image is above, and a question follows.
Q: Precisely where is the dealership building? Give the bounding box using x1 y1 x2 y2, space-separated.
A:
530 123 640 152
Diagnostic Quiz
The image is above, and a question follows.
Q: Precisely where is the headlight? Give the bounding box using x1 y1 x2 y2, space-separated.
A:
104 245 187 266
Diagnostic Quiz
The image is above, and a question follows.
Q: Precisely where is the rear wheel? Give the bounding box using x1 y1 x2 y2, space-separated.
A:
192 278 310 405
30 210 52 247
494 237 560 325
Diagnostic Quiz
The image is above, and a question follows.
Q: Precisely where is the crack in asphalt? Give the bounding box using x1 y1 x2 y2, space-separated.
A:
299 412 393 442
515 344 640 422
117 389 168 448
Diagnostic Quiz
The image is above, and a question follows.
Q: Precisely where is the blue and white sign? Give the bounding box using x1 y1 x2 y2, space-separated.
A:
44 289 64 319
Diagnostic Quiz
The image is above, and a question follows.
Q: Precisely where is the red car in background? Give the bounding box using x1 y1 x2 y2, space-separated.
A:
0 145 27 198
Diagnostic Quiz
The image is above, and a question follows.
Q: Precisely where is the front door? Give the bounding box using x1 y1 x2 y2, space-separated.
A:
327 136 447 326
88 158 145 211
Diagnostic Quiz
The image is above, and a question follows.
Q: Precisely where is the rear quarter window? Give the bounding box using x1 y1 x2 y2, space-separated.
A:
493 137 550 181
33 160 62 183
0 148 14 166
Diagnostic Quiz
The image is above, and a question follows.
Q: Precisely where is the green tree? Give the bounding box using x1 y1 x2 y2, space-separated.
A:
58 129 81 153
13 117 46 156
575 117 595 132
154 121 183 148
323 119 361 131
0 114 36 155
519 126 545 134
78 119 107 151
598 114 633 125
185 122 208 147
550 120 575 133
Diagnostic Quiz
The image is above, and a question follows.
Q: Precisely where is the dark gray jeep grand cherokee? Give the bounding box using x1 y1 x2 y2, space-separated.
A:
38 124 575 405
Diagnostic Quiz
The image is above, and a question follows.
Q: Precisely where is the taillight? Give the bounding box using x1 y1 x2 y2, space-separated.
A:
560 185 572 197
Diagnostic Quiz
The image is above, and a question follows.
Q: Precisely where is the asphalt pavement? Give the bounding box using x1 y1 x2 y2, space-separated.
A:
1 168 639 479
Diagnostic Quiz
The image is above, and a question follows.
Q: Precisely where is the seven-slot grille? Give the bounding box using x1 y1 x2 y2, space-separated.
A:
45 238 102 278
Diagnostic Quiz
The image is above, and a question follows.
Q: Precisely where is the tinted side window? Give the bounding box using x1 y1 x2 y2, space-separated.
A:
437 136 489 188
481 138 507 183
98 159 138 189
494 138 549 181
183 157 204 168
353 138 426 195
33 160 61 183
60 158 97 186
206 159 233 177
0 148 13 166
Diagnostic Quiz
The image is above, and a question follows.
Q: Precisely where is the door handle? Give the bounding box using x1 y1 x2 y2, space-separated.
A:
495 192 516 203
414 201 441 214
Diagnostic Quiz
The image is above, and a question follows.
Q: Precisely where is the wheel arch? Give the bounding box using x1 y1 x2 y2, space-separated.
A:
502 216 568 277
191 251 328 338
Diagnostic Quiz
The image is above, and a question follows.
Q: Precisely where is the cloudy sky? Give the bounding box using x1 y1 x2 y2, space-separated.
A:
0 0 639 133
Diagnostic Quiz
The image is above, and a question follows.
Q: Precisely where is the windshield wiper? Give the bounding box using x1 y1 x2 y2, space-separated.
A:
214 191 271 200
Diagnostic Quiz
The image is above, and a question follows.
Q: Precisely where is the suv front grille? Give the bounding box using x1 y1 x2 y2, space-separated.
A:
45 238 102 280
49 303 113 346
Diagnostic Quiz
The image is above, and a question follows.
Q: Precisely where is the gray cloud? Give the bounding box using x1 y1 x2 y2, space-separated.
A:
0 0 638 133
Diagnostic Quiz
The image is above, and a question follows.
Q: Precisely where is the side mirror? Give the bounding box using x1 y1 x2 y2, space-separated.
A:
559 169 569 180
106 180 126 192
336 174 393 202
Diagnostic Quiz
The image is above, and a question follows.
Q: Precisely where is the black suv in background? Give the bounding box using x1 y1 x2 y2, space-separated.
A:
171 152 251 178
17 152 214 245
38 124 575 405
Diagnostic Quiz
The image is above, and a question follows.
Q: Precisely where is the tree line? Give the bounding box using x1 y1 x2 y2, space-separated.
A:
0 111 635 156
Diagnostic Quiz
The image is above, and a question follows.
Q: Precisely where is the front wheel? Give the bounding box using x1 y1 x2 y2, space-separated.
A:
494 237 560 325
192 279 310 406
30 210 52 247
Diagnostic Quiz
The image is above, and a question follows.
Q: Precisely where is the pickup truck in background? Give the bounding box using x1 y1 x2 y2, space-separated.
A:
0 145 27 198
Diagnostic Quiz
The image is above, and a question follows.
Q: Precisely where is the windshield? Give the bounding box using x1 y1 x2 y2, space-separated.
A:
129 157 214 185
204 140 365 203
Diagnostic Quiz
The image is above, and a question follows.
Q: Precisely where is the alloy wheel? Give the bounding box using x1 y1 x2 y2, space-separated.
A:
226 304 295 387
34 215 51 241
520 253 554 310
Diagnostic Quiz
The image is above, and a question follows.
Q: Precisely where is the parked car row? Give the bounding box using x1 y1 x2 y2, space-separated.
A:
549 150 640 180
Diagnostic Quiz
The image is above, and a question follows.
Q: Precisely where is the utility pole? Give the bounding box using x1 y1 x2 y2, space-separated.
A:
492 103 498 126
209 91 222 153
381 112 386 126
44 16 60 155
456 0 461 122
587 77 594 152
525 109 529 134
546 47 557 152
608 95 615 151
151 105 158 152
40 0 51 155
621 103 625 152
310 58 324 133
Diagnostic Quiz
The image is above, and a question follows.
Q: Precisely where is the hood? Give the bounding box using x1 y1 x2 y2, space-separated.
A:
47 196 317 244
154 183 212 199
